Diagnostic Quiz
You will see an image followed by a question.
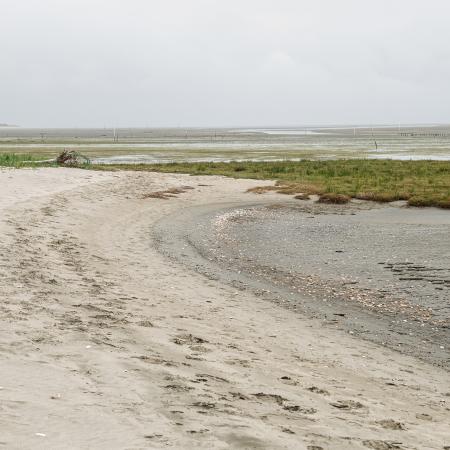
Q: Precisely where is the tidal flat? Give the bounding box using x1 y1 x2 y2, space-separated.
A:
154 198 450 368
1 125 450 162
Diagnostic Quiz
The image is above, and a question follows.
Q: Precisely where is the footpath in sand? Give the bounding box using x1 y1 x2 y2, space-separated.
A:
0 168 448 449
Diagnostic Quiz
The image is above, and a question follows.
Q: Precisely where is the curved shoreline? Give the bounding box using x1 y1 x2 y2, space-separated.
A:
1 168 449 449
153 199 450 368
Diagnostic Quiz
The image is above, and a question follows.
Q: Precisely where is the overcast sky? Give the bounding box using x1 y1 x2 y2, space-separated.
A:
1 0 450 127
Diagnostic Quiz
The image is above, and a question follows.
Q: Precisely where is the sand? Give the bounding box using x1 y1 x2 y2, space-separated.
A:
0 167 448 449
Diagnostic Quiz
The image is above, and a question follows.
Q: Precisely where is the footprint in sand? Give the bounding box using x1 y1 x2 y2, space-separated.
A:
330 400 365 410
415 412 433 421
252 392 317 415
193 373 229 384
164 384 194 393
363 440 402 450
307 386 329 395
172 333 209 345
283 404 317 414
376 419 405 430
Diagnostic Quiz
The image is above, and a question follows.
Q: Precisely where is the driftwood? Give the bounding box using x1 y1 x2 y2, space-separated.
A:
56 150 90 166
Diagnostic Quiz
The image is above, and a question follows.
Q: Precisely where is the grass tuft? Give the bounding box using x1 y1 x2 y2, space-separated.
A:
317 193 351 204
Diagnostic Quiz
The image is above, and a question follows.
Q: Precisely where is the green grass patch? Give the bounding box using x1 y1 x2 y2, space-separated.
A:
92 159 450 209
0 153 54 168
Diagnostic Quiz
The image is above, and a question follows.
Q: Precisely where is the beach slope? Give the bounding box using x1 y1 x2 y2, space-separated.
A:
0 168 448 449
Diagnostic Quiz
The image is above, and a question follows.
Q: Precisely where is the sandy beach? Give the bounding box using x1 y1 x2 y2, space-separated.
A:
0 167 449 449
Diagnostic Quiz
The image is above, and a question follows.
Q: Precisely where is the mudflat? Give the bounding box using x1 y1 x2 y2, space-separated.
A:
155 199 450 367
2 126 450 162
0 168 449 449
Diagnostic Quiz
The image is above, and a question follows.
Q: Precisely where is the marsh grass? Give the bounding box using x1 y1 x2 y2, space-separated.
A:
317 193 351 204
2 155 449 209
0 153 53 167
92 159 450 209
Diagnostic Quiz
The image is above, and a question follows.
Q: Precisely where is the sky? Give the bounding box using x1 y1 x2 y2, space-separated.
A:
1 0 450 128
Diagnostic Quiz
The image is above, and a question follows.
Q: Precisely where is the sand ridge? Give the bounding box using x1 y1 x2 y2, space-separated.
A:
0 168 448 449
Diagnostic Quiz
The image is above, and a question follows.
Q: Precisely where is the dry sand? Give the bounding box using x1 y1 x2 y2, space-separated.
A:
0 167 448 449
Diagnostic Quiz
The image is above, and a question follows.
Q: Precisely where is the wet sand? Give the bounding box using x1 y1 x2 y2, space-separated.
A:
0 168 449 449
155 200 450 367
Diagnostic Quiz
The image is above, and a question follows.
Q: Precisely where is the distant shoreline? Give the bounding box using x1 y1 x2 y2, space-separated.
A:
1 125 449 164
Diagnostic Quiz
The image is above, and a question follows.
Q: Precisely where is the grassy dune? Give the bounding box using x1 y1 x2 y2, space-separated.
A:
1 154 449 208
93 160 450 208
